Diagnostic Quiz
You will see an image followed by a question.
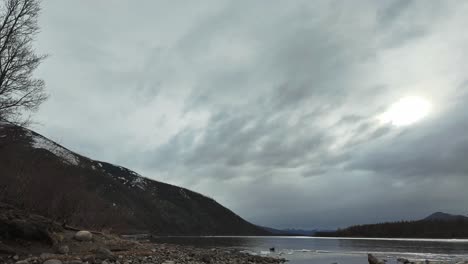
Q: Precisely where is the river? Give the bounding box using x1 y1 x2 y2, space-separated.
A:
151 236 468 264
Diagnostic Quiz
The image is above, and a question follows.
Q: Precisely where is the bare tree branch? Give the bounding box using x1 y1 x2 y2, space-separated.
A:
0 0 47 125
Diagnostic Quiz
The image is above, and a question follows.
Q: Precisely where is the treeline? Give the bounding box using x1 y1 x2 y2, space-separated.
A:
315 219 468 238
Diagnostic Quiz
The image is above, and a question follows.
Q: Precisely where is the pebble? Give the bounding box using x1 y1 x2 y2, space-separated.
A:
57 245 69 255
40 253 56 260
43 260 63 264
65 261 83 264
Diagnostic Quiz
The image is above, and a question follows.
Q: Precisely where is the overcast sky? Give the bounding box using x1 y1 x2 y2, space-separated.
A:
33 0 468 229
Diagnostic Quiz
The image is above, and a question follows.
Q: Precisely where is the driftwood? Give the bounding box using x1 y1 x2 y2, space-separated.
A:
0 242 16 255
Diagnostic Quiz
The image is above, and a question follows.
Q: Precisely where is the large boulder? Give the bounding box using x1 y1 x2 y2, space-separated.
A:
0 203 63 245
74 231 93 241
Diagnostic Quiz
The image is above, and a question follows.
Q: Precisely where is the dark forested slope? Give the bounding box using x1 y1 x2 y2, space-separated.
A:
0 123 268 235
316 213 468 238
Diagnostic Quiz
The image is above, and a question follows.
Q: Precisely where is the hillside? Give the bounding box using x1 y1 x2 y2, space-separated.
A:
0 123 268 235
315 212 468 238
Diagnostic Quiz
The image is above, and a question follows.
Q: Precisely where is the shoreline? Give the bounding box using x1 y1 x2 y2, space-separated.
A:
3 236 468 264
151 235 468 242
0 240 287 264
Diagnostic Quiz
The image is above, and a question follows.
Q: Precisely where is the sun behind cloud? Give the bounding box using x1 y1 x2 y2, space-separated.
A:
379 96 432 127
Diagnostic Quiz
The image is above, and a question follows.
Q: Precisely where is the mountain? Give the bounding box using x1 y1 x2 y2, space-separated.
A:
259 226 318 236
424 212 468 222
315 212 468 239
0 123 269 235
282 228 317 236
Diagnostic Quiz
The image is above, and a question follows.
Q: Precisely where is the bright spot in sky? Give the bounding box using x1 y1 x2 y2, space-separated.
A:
379 96 432 126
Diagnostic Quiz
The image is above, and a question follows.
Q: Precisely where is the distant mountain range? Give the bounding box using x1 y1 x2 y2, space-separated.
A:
316 212 468 238
424 212 468 222
259 226 337 236
260 226 316 236
0 123 269 235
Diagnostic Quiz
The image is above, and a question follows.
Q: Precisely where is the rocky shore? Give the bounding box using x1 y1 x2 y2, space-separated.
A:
368 254 468 264
0 228 286 264
0 203 286 264
1 240 287 264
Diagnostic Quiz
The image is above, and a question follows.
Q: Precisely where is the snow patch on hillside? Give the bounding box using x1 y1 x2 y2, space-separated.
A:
180 188 190 199
98 162 152 191
31 135 80 165
131 176 147 190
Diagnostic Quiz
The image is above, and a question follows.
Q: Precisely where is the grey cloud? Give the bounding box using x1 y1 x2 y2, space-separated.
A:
376 0 447 49
32 0 468 229
377 0 414 27
350 103 468 179
145 109 330 173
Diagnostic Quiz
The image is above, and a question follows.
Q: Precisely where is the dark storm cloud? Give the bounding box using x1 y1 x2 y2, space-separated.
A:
33 0 468 228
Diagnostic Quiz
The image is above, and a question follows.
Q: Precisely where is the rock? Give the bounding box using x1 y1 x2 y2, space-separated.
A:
56 245 69 255
162 261 175 264
43 260 63 264
0 203 63 245
40 253 57 260
368 254 386 264
13 255 19 260
94 247 114 260
82 255 95 263
24 256 39 262
15 261 29 264
74 231 93 242
201 255 212 263
65 261 82 264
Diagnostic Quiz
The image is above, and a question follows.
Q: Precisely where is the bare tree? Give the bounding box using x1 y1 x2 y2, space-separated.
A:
0 0 46 125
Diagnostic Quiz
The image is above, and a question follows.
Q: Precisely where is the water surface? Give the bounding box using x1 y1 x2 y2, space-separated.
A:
151 236 468 264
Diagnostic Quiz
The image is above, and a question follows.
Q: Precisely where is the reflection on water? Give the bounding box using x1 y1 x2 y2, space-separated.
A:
151 236 468 264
